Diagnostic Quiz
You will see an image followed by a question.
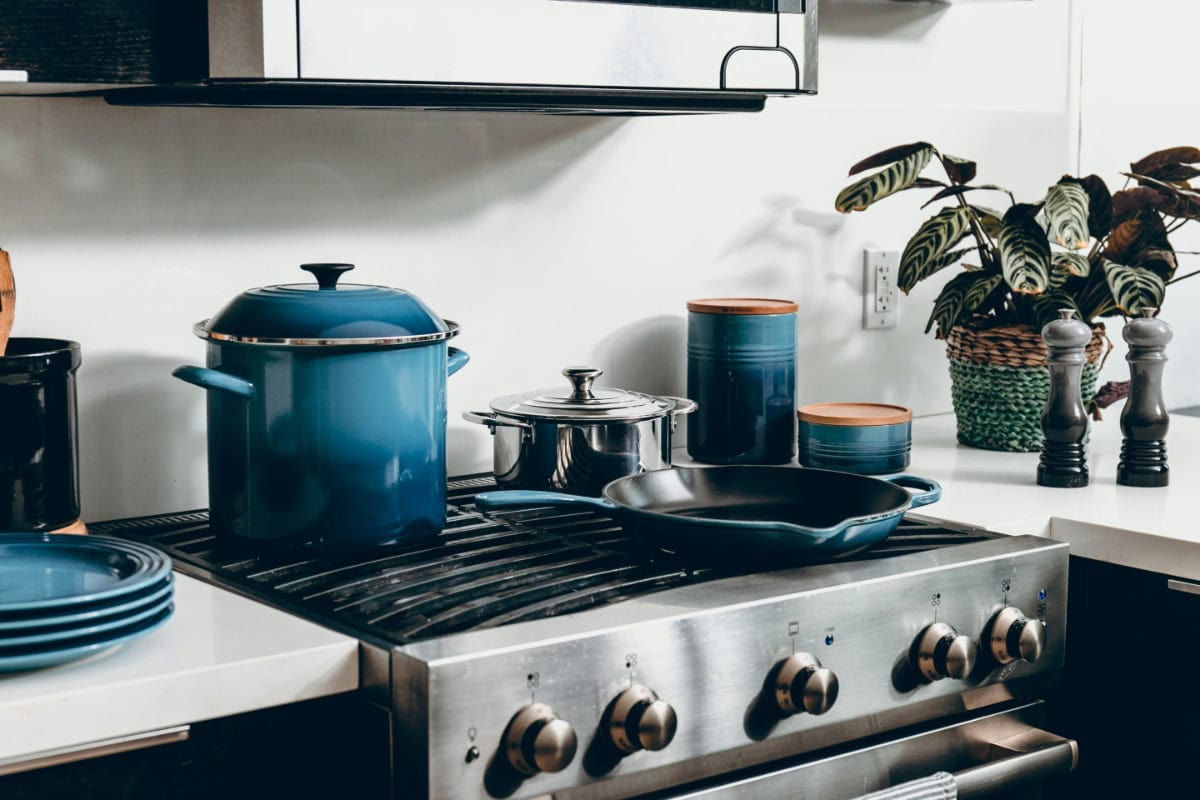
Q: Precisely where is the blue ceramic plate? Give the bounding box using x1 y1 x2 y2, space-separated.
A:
0 603 174 674
0 575 173 632
0 535 171 613
0 592 174 649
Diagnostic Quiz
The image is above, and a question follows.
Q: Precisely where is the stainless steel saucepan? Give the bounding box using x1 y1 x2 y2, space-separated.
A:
464 366 697 496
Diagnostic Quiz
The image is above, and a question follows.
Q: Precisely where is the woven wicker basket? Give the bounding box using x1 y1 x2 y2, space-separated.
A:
945 319 1110 452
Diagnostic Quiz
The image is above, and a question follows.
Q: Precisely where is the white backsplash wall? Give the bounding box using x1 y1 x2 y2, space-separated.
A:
0 0 1077 520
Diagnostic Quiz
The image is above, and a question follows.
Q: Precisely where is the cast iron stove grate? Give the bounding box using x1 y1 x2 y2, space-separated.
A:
92 475 993 647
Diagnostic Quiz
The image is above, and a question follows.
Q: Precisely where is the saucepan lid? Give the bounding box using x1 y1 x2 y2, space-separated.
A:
489 367 689 422
195 263 458 347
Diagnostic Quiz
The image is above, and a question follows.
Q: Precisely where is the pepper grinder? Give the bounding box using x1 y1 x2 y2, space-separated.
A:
1118 309 1172 487
1038 309 1091 488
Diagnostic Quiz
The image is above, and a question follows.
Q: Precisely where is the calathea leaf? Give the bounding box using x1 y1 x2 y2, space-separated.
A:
1135 248 1177 281
1043 178 1091 250
1130 146 1200 176
924 272 979 338
836 146 934 213
1102 260 1166 315
970 205 1005 239
940 154 977 185
920 184 1012 209
998 206 1051 295
1079 174 1114 238
1034 291 1082 330
1146 163 1200 182
1048 266 1071 290
897 207 971 291
848 141 935 177
1076 272 1118 320
1104 208 1169 265
1111 187 1169 222
964 273 1003 311
1052 251 1091 278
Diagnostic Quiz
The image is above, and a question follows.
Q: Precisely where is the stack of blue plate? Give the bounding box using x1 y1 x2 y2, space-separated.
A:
0 535 174 673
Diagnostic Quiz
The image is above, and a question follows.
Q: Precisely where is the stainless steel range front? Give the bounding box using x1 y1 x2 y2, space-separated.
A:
98 476 1075 799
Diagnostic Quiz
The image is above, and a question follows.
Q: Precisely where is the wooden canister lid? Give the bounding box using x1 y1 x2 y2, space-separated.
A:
798 402 913 427
687 298 799 315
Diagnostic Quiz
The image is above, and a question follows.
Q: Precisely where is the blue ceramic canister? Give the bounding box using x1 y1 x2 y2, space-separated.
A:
798 403 913 475
174 263 468 550
687 298 797 464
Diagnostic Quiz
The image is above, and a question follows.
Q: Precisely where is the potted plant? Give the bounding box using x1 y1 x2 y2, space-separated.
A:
835 143 1200 451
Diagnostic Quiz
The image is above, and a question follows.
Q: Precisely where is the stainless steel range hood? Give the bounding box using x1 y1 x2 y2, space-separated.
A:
103 0 819 114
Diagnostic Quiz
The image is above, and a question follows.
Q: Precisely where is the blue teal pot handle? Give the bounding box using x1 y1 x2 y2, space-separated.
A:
447 347 470 377
474 490 619 514
887 475 942 508
172 365 256 399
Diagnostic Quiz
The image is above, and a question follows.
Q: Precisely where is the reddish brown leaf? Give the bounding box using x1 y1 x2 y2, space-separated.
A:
1135 247 1178 281
848 142 934 177
1103 208 1169 265
940 154 977 185
1130 146 1200 175
1146 163 1200 182
1111 187 1169 221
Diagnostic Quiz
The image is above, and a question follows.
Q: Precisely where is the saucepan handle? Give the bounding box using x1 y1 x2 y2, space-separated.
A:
886 475 942 509
474 491 619 515
462 411 533 432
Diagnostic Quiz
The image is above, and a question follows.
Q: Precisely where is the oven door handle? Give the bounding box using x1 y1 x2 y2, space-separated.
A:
954 726 1078 799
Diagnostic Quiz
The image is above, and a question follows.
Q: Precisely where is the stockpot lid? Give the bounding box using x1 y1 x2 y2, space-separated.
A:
195 263 458 347
489 367 682 422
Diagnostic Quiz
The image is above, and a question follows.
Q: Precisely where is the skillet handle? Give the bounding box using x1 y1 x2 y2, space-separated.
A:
474 491 619 515
887 475 942 509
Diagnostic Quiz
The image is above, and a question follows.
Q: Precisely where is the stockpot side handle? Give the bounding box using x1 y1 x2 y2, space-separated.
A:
172 366 256 399
886 475 942 509
474 491 620 515
462 411 533 432
447 347 470 377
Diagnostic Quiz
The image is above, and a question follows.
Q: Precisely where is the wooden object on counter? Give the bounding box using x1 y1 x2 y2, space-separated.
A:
1118 309 1173 488
50 519 88 535
1037 309 1091 488
0 248 14 356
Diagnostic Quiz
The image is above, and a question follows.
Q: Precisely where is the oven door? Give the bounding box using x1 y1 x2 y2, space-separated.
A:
657 703 1076 800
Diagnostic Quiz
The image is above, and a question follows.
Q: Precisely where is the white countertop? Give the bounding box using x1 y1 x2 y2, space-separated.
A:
0 573 359 765
910 412 1200 580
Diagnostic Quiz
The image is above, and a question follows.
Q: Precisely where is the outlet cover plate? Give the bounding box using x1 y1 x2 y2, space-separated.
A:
863 250 900 329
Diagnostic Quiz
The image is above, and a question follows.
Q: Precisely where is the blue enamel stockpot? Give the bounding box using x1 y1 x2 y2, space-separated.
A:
173 263 468 549
798 403 913 475
687 298 797 465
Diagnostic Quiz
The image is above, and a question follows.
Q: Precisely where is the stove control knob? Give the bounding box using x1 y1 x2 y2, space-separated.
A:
911 622 977 681
609 685 678 753
986 607 1045 665
774 652 839 716
504 703 578 776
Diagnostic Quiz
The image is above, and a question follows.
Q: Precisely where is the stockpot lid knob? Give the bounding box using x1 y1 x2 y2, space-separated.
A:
300 263 354 290
563 366 603 401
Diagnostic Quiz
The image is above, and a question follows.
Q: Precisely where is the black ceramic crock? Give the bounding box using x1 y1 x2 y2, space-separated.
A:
0 338 81 531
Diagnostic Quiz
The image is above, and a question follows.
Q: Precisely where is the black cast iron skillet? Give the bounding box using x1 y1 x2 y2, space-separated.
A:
474 466 942 561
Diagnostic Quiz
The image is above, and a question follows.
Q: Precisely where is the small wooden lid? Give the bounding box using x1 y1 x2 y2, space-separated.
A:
687 298 799 315
798 402 913 427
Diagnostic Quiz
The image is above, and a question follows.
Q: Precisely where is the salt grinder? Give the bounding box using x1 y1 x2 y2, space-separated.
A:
1118 309 1172 487
1038 309 1091 488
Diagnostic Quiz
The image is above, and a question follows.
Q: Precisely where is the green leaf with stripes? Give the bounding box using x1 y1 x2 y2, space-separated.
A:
1034 292 1082 330
1102 260 1165 315
924 272 978 338
998 210 1051 295
1052 251 1091 278
1043 179 1091 250
964 273 1003 312
897 207 971 292
836 146 934 213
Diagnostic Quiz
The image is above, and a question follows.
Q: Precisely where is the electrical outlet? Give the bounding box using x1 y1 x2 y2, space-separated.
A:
863 250 900 329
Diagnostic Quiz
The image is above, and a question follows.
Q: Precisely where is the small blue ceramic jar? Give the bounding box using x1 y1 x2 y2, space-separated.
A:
687 298 797 464
798 403 913 475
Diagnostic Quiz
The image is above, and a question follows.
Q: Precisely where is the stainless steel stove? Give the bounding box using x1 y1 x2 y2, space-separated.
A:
96 475 1076 799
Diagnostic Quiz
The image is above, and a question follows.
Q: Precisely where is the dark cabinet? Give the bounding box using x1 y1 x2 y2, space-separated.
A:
1047 556 1200 796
